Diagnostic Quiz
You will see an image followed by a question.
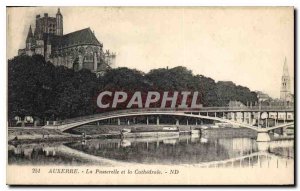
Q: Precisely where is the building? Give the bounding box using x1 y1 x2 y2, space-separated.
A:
280 57 293 103
256 91 271 102
18 8 116 73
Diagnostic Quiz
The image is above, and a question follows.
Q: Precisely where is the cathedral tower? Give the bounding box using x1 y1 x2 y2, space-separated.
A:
25 25 35 56
25 25 34 49
56 8 63 36
280 57 291 101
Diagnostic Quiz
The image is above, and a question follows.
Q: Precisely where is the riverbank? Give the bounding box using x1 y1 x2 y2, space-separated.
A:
8 125 293 145
68 124 194 135
8 125 255 144
8 127 82 145
202 128 257 139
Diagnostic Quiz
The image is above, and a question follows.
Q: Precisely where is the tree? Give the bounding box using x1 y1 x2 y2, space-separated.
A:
146 66 195 91
8 55 54 121
7 54 258 124
101 67 150 91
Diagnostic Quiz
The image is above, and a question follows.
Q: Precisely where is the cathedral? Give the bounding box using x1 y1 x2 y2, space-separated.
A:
280 57 293 104
18 8 116 74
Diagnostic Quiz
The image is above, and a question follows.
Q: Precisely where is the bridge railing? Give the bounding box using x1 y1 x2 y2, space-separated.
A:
54 106 294 126
196 106 294 111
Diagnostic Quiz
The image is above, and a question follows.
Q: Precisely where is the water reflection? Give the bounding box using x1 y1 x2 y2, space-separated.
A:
8 135 294 168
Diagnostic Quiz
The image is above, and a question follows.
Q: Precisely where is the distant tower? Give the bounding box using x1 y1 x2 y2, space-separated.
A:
25 25 34 49
34 14 42 39
25 25 35 56
56 8 63 36
280 57 291 101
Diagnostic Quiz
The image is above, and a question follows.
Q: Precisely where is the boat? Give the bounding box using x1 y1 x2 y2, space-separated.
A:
121 126 179 138
191 129 201 134
121 128 131 133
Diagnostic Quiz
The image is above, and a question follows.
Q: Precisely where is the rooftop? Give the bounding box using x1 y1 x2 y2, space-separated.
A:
45 27 102 49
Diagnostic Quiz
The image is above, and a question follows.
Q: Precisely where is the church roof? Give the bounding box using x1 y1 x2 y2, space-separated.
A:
63 27 101 46
45 27 101 49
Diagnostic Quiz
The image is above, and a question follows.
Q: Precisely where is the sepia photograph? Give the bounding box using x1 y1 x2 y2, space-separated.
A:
6 6 294 185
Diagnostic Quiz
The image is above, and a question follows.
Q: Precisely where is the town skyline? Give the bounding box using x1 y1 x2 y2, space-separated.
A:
7 7 294 98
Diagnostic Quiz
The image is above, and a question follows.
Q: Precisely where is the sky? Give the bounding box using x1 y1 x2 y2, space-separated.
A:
7 7 294 98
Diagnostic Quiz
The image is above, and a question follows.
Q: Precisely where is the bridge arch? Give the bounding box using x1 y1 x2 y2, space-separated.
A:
45 112 265 132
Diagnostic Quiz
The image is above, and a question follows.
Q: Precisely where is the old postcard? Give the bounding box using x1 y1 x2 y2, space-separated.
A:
6 7 294 185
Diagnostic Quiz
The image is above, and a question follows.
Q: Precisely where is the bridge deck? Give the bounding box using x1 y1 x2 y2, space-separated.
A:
43 107 294 133
55 106 294 125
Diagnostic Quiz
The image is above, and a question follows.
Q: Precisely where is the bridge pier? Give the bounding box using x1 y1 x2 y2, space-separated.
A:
249 112 252 125
258 112 261 127
117 118 120 126
176 119 179 126
257 142 270 151
276 112 279 126
256 132 271 142
156 117 159 125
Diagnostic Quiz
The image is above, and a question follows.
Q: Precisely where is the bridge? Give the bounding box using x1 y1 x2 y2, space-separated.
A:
43 106 294 142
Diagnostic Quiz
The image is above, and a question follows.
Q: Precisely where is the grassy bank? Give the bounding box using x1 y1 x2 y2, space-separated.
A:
8 127 81 144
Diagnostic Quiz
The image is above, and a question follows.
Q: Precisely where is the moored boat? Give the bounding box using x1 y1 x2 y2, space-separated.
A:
121 126 179 138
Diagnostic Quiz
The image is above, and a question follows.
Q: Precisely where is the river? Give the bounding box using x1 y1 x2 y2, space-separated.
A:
8 133 294 168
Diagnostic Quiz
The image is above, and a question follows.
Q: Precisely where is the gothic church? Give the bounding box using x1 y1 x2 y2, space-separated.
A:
18 8 116 73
